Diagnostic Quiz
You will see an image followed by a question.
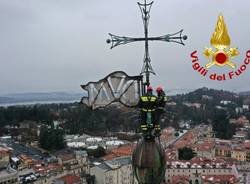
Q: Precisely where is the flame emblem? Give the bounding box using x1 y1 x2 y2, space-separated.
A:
203 14 239 69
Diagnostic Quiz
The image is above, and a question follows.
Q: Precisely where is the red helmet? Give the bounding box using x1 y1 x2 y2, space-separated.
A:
147 85 153 91
156 86 163 93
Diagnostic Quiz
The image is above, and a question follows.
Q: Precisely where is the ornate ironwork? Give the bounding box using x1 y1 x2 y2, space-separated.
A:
107 0 187 87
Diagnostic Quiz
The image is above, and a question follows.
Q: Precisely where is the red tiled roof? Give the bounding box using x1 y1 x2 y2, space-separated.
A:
0 150 10 156
196 141 215 152
165 149 177 160
245 140 250 149
58 154 75 161
215 144 231 151
167 156 233 169
57 175 80 184
171 175 190 184
174 131 196 149
103 144 135 160
201 175 239 183
33 163 63 174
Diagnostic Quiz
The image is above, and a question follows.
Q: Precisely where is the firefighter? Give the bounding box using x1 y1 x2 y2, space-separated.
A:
138 86 158 136
155 86 168 135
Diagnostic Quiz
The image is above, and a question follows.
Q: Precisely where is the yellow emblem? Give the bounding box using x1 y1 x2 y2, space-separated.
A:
203 14 239 69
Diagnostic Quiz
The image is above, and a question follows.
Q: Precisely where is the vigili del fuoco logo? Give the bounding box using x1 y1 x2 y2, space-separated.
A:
190 14 250 81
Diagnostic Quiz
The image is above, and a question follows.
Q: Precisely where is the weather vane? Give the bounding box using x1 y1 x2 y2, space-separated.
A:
107 0 187 89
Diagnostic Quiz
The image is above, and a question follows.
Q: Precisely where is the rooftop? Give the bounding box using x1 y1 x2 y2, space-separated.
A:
167 157 232 169
174 131 196 149
0 167 18 178
201 175 239 183
103 144 134 160
195 140 215 152
56 174 81 184
96 156 131 172
57 154 75 161
33 163 62 174
244 140 250 149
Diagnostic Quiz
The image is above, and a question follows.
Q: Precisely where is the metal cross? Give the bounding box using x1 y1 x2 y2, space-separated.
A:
107 0 187 88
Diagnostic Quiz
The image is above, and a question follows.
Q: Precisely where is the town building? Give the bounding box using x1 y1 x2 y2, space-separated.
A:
174 130 198 150
102 144 134 161
90 156 137 184
0 167 19 184
160 127 175 149
201 175 240 184
215 140 231 158
53 174 81 184
243 105 249 111
56 150 88 174
193 139 215 159
0 148 10 168
231 146 247 162
165 157 240 184
230 116 250 126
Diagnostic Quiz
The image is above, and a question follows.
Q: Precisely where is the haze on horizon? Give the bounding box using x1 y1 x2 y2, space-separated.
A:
0 0 250 95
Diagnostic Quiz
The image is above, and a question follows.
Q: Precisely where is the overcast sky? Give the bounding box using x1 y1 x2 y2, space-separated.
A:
0 0 250 95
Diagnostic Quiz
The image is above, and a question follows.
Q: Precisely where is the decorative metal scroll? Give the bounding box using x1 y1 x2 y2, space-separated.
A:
81 71 143 109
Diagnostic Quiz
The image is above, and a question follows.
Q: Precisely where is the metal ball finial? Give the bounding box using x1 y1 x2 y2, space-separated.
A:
106 39 111 44
183 35 188 40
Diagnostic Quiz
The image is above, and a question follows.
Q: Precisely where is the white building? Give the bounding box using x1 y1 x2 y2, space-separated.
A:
235 107 243 114
220 100 232 105
243 105 249 111
90 156 137 184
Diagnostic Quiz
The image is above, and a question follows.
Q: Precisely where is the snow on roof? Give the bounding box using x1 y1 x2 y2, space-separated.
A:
106 140 124 146
168 157 232 169
86 137 102 142
67 142 86 148
87 146 98 150
93 162 101 166
11 157 20 162
0 136 11 139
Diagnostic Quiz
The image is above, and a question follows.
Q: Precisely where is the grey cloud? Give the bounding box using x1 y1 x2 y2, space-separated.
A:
0 0 249 95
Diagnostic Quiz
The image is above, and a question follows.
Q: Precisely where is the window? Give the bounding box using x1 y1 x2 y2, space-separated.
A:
195 179 199 184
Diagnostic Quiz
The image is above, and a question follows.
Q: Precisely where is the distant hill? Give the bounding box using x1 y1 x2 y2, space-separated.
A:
239 91 250 96
1 88 248 106
0 92 84 105
172 87 238 103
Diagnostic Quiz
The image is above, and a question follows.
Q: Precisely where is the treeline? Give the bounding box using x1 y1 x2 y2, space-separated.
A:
0 88 249 140
0 105 54 125
212 109 240 140
0 103 140 134
62 105 139 134
39 126 65 151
